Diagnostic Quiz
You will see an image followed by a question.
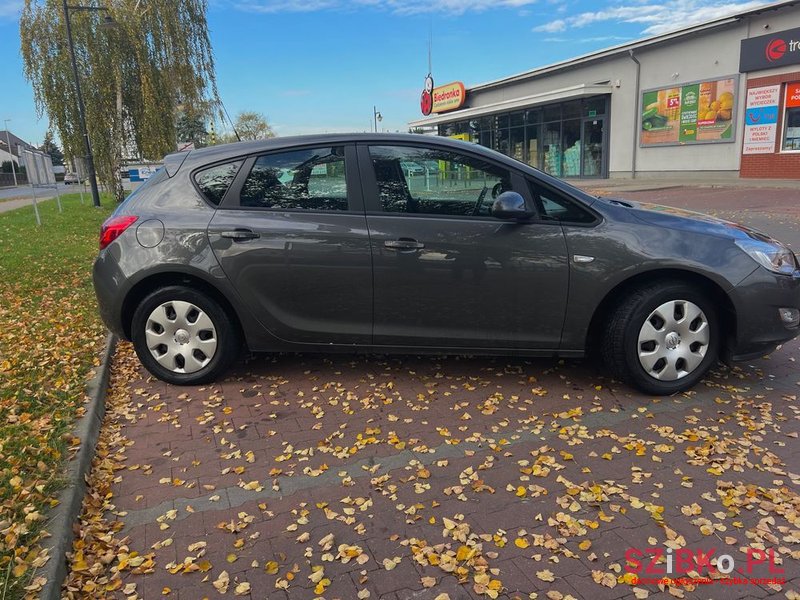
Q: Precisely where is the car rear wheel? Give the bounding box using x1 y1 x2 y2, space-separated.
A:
602 281 719 395
131 286 240 385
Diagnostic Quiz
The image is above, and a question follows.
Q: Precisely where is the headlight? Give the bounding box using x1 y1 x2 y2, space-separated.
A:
735 239 798 275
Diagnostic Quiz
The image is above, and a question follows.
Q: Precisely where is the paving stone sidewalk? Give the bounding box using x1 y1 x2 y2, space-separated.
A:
93 187 800 600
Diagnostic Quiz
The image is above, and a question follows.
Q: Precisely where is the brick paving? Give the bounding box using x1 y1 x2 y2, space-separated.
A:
100 188 800 600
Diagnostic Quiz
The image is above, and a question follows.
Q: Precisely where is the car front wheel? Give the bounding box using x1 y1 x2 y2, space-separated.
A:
602 281 719 395
131 286 240 385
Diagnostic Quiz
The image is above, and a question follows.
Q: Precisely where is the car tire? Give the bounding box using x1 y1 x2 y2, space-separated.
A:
602 281 719 395
131 286 241 385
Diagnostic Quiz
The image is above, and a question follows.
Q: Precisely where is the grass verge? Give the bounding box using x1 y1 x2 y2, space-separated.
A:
0 194 114 599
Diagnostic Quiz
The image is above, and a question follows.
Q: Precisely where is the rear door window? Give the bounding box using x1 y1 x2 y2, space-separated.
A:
240 146 348 211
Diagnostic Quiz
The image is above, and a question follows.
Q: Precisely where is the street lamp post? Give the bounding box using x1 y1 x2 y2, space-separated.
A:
373 106 383 133
2 119 18 187
62 1 114 208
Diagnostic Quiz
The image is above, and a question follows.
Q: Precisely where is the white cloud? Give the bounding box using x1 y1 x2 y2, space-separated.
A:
235 0 539 16
533 0 770 37
533 18 566 32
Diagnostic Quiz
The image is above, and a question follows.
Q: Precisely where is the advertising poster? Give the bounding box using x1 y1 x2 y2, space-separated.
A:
742 85 781 154
640 78 736 146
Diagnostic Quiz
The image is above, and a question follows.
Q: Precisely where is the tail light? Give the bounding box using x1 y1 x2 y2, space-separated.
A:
99 215 138 250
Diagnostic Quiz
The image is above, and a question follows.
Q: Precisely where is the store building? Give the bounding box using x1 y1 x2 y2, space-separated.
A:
409 0 800 179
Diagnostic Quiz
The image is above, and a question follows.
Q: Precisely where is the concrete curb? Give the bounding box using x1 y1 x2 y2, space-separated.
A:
37 333 117 600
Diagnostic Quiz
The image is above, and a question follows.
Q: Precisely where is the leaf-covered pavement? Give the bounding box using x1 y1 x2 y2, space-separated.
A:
0 195 112 599
64 188 800 599
63 337 800 600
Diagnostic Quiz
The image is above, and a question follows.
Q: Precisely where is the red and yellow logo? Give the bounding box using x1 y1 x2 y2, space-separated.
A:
431 82 466 113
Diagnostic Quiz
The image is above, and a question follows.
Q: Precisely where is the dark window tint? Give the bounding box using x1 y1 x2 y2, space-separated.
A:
531 182 596 223
782 106 800 151
195 162 241 205
240 147 347 211
369 145 512 217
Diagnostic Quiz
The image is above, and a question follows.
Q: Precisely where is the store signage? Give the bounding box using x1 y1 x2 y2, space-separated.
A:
640 77 736 147
420 75 434 116
742 85 780 154
787 82 800 107
740 26 800 72
431 81 466 113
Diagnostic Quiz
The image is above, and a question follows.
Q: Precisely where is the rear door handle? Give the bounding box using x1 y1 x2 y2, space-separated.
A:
220 229 260 241
384 239 425 251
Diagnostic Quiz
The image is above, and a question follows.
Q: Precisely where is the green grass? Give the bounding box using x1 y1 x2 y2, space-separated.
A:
0 194 114 599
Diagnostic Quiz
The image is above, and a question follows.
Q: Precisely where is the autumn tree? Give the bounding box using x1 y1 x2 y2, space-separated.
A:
176 112 209 149
20 0 220 201
230 111 275 142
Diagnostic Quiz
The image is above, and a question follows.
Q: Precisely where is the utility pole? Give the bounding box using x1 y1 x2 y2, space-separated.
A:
62 0 105 207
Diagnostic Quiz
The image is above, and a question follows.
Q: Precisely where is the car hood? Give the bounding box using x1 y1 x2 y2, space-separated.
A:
605 197 779 244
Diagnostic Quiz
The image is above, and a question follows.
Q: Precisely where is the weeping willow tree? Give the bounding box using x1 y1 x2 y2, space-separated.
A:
20 0 219 200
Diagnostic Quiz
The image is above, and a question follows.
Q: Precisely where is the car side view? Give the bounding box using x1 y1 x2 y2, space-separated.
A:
93 134 800 395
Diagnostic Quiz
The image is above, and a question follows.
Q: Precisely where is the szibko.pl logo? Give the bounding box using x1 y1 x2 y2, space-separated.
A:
625 547 784 578
765 38 800 61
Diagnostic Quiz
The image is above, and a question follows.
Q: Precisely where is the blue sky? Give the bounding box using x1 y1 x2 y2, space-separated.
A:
0 0 772 147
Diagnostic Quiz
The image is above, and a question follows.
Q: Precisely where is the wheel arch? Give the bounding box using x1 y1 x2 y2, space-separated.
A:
121 271 244 343
585 268 736 356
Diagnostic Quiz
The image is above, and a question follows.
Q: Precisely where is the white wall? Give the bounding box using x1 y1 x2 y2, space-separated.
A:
445 3 800 177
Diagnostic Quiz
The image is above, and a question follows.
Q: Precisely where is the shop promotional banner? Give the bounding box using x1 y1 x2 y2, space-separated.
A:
640 78 736 146
742 85 781 155
739 26 800 72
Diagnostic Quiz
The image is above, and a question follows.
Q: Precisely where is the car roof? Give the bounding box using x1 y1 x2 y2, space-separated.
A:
170 133 508 170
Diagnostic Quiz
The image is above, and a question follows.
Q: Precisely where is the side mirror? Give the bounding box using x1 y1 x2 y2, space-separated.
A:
491 191 533 220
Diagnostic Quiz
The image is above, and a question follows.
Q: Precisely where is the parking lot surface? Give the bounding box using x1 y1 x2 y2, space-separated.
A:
80 186 800 600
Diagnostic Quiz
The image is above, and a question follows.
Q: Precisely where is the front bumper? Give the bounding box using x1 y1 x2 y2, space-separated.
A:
726 266 800 361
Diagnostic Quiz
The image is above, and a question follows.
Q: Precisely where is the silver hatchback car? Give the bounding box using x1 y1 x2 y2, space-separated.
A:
93 134 800 394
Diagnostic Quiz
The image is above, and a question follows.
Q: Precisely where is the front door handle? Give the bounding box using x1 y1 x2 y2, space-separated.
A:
384 239 425 251
220 229 260 241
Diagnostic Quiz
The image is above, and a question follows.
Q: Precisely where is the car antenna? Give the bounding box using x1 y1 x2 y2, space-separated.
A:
220 99 241 142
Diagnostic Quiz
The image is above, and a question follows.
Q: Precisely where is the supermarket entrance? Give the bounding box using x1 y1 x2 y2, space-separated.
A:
438 95 610 179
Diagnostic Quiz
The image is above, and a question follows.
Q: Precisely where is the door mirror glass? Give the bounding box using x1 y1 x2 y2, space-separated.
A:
491 191 531 219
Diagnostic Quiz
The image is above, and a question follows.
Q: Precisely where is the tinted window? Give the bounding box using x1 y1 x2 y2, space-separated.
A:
195 162 241 205
531 182 596 223
240 147 347 211
369 145 512 217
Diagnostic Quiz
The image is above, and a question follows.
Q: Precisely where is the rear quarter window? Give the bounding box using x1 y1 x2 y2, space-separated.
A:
194 161 242 205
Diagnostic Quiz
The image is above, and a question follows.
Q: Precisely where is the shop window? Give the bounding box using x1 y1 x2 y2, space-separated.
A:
510 112 524 127
562 101 581 120
543 122 562 176
525 123 541 169
782 83 800 151
783 108 800 151
510 126 525 162
584 96 606 117
561 120 582 177
543 104 561 122
525 109 541 125
495 126 510 155
240 147 348 211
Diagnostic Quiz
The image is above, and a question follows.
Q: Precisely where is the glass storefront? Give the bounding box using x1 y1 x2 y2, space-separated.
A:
438 95 609 178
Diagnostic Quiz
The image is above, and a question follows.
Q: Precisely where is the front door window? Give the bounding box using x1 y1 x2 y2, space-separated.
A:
368 145 512 217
